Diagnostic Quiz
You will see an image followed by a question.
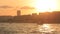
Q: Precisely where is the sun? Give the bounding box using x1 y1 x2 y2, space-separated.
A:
33 0 57 13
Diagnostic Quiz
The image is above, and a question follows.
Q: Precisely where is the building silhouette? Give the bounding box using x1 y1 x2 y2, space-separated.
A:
17 10 21 16
32 13 37 16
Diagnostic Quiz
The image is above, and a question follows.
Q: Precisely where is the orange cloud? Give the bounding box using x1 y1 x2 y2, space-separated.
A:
20 6 35 9
0 5 13 9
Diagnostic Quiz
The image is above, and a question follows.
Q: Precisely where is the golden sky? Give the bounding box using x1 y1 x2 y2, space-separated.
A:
0 0 60 16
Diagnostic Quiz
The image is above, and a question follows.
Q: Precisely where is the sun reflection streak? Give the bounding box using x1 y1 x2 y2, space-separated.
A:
38 24 55 33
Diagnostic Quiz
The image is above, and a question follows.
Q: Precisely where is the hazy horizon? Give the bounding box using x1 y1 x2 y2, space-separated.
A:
0 0 60 16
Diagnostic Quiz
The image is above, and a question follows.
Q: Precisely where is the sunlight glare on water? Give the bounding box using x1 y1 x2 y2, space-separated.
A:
38 24 56 33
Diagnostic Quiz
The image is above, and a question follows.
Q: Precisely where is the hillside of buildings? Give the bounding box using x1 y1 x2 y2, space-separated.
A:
0 11 60 24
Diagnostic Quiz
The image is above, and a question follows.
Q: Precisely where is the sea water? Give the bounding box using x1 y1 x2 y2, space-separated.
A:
0 23 60 34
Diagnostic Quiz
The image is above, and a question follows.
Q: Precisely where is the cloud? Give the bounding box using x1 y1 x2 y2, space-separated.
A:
0 5 13 9
21 6 35 9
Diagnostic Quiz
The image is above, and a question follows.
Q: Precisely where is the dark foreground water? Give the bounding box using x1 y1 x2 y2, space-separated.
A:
0 23 60 34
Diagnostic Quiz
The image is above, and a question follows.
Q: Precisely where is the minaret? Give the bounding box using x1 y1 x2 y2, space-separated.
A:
17 10 21 16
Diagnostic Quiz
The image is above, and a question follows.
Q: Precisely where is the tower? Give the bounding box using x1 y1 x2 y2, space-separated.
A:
17 10 21 16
